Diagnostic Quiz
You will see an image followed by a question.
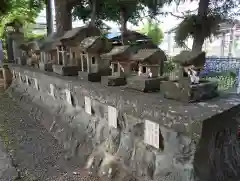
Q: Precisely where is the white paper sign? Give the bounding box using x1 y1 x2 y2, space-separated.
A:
84 96 91 115
108 106 118 128
18 72 21 81
34 78 39 90
25 75 29 84
65 89 72 105
144 120 160 149
12 70 15 78
50 84 55 97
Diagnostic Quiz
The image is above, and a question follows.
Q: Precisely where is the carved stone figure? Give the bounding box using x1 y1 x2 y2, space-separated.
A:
161 51 218 102
127 48 167 92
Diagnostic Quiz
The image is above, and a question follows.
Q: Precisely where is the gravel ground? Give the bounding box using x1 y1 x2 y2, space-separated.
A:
0 92 83 180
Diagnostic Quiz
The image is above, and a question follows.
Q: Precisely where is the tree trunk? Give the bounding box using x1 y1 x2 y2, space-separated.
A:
46 0 53 35
191 0 210 52
54 0 72 34
120 7 128 45
89 0 97 26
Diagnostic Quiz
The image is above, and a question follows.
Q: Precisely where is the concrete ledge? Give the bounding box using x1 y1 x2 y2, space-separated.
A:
9 64 240 181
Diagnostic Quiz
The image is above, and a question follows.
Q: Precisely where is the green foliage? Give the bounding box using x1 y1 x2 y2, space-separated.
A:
72 0 145 25
0 0 44 37
175 14 222 47
139 20 164 45
174 0 240 49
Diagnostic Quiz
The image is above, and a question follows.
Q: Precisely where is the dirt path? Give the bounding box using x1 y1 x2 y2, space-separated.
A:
0 92 81 180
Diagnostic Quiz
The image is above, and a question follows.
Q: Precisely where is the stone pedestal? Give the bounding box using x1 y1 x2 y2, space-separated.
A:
52 65 79 76
161 79 218 102
127 76 167 92
78 68 111 82
101 76 127 86
39 62 53 72
17 57 26 65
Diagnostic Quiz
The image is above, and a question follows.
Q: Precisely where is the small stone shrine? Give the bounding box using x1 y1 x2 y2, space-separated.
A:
78 36 112 82
127 48 167 92
26 40 41 68
39 33 62 71
17 42 29 65
52 26 101 76
161 50 218 102
101 45 134 86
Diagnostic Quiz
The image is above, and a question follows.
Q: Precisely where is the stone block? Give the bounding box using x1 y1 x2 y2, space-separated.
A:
78 71 101 82
39 62 53 72
52 65 79 76
101 76 127 86
127 76 167 92
161 80 218 102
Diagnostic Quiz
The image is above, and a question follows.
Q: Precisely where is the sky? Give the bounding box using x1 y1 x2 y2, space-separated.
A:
35 0 199 33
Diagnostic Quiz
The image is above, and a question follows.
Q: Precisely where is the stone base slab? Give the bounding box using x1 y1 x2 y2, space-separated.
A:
52 65 79 76
127 76 167 92
78 68 111 82
161 80 218 102
39 62 53 72
101 76 127 86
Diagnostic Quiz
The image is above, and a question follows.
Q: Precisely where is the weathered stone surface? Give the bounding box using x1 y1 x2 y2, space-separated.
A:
127 76 164 92
9 64 240 181
161 79 218 102
101 76 127 86
39 62 53 72
52 65 79 76
78 71 102 82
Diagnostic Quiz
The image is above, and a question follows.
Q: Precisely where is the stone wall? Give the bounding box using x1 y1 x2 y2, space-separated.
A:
9 65 240 181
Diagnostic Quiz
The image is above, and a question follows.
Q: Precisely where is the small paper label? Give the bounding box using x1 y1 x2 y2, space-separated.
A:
34 78 38 90
25 75 29 84
108 106 118 128
65 89 72 105
84 96 91 115
50 84 55 97
144 120 160 149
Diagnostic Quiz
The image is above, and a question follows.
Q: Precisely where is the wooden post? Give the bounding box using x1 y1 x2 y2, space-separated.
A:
57 47 60 64
81 54 84 71
87 53 91 73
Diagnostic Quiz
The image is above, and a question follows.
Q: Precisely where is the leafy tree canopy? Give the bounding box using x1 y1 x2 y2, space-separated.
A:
139 20 164 45
0 0 45 37
174 0 240 51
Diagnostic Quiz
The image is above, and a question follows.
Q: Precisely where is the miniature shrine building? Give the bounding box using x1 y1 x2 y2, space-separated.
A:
59 26 101 68
39 33 63 65
130 49 166 78
101 45 134 77
78 36 111 73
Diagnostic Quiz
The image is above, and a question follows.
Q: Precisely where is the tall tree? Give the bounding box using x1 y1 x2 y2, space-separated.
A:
174 0 240 52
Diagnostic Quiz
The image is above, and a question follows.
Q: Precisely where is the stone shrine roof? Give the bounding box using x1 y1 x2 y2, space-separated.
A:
173 51 206 67
18 43 29 51
40 32 63 51
79 36 100 49
60 26 101 41
101 45 131 59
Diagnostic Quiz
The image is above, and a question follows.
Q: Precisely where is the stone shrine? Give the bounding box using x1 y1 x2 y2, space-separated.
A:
127 48 167 92
17 42 29 65
52 26 101 76
101 45 134 86
161 51 218 102
39 33 62 72
26 40 41 68
78 36 112 82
